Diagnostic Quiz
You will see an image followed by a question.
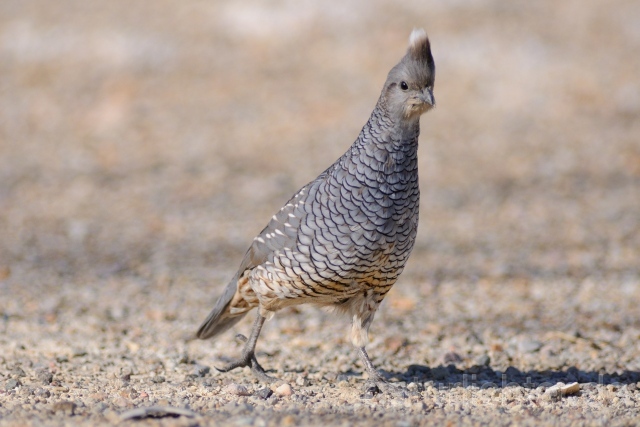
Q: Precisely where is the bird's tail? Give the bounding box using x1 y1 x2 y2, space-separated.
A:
196 274 249 340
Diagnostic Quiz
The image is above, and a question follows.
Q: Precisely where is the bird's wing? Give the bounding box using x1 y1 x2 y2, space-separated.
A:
236 175 325 274
196 177 323 340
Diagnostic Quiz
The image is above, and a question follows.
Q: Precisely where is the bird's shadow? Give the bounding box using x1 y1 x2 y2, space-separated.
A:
381 364 640 388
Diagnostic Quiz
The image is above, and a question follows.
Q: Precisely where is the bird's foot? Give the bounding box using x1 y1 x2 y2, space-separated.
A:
215 334 277 384
357 346 391 397
361 371 391 398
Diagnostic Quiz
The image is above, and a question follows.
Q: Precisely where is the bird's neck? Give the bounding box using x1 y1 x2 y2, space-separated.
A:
383 96 422 135
338 102 420 182
360 102 421 151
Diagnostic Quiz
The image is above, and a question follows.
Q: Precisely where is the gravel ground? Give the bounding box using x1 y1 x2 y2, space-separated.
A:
1 1 639 426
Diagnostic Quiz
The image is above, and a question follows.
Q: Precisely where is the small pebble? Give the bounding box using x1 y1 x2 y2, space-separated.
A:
52 401 76 415
5 379 20 390
11 367 26 378
323 373 337 382
193 364 210 377
518 339 542 354
545 382 580 398
36 368 54 385
72 349 88 358
35 388 51 398
475 354 491 366
225 383 251 396
275 383 293 397
234 417 255 426
280 415 296 426
89 392 107 401
254 388 273 400
443 352 463 364
229 403 254 415
93 403 108 413
115 397 131 408
222 401 239 413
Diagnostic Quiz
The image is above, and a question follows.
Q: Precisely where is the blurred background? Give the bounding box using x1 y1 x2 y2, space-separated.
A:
0 0 639 373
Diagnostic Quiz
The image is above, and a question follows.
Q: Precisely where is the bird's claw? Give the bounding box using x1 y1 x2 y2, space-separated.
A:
362 378 392 398
360 370 393 398
215 352 277 384
362 381 381 398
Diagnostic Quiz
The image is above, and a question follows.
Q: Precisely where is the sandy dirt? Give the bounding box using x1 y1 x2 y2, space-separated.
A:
1 0 640 425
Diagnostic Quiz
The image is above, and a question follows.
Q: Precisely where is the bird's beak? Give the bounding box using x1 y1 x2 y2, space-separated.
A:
419 87 435 107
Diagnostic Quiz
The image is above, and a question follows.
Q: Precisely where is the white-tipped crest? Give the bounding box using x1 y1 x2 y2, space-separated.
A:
409 28 428 50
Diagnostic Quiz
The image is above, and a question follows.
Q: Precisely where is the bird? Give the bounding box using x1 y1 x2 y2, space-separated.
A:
197 28 435 388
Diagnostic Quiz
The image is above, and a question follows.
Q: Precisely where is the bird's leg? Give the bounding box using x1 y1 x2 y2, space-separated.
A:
358 346 389 396
358 346 384 382
350 291 389 396
215 313 276 383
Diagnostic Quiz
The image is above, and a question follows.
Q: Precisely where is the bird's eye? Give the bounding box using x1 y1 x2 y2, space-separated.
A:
400 81 409 91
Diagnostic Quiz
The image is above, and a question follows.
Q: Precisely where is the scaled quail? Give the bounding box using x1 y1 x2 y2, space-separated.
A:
197 29 436 387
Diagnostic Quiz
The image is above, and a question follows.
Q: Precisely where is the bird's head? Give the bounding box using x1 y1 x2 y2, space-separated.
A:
382 28 436 122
